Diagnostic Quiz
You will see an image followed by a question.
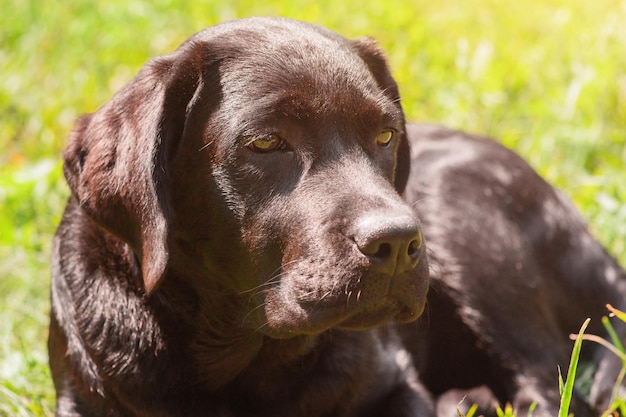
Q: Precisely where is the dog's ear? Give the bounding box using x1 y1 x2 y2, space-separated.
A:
63 46 205 294
352 37 410 194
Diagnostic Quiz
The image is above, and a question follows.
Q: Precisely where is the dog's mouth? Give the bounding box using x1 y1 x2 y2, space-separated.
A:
255 265 428 338
337 296 424 331
338 274 427 330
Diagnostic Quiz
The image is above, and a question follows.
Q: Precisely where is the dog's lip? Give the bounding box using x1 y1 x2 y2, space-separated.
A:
257 267 428 337
338 293 425 330
337 298 401 330
258 299 424 339
258 296 411 338
396 301 425 322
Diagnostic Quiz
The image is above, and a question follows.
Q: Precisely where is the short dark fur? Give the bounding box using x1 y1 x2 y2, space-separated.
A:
402 124 626 417
50 17 625 417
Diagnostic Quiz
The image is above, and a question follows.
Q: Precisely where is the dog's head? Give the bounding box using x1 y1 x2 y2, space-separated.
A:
63 17 428 338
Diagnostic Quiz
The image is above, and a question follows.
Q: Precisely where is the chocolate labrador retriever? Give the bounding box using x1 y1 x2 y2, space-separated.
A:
49 16 625 417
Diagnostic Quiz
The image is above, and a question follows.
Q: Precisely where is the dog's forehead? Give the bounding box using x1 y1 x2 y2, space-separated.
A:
194 18 387 111
194 17 354 58
222 33 373 89
210 33 393 130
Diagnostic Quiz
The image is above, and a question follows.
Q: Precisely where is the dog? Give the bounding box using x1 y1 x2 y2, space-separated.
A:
49 17 625 417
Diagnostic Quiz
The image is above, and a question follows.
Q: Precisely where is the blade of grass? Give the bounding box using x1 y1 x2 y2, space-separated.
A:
456 402 478 417
559 318 591 417
606 304 626 323
496 403 516 417
573 333 626 362
605 305 626 356
602 316 625 356
611 368 626 408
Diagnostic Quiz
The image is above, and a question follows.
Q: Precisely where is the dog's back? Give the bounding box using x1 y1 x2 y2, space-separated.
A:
402 123 626 417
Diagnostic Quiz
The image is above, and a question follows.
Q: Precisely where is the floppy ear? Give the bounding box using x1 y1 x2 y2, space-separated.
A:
63 47 204 294
352 37 410 194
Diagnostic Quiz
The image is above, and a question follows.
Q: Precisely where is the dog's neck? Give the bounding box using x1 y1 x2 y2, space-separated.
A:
153 273 322 390
212 329 391 415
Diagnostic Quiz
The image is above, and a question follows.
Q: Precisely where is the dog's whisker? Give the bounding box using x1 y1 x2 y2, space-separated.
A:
198 139 214 152
240 299 269 327
408 193 438 209
237 259 302 296
238 277 281 296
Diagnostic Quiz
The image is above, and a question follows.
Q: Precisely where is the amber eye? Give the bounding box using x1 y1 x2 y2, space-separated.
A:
376 130 394 147
245 134 284 153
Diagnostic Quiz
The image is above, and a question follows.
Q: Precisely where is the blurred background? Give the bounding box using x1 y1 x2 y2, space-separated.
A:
1 0 625 414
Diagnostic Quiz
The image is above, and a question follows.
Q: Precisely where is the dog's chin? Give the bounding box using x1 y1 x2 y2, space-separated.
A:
338 294 426 330
337 301 409 331
257 294 426 339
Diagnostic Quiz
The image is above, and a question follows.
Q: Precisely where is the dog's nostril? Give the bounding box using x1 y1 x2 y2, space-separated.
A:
407 233 423 258
363 242 393 260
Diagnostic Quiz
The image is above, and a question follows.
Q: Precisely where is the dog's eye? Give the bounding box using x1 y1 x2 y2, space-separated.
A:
245 134 286 153
376 130 394 147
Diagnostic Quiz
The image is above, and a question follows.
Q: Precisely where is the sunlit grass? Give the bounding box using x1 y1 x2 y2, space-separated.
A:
1 0 624 414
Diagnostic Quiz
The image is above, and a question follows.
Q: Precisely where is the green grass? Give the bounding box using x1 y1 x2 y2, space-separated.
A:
559 318 590 417
1 0 625 415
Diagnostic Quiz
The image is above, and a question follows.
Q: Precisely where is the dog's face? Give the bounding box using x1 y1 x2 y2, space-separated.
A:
63 18 428 339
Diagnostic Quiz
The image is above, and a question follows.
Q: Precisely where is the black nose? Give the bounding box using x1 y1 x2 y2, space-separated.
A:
354 214 423 276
